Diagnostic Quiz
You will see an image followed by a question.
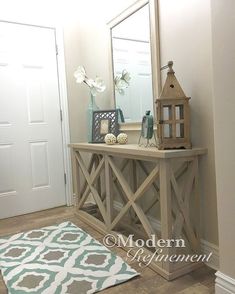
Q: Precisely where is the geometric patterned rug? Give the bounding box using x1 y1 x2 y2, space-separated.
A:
0 222 139 293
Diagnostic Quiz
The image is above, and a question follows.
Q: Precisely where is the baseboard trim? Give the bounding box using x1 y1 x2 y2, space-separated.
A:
200 239 219 270
113 200 219 270
215 271 235 294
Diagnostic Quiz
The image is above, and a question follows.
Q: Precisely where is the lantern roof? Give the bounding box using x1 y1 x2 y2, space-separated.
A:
158 61 187 100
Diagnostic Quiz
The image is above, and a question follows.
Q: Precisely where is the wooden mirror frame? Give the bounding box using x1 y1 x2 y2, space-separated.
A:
107 0 161 131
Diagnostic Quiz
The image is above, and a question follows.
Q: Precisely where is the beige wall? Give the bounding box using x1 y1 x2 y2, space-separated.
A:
159 0 218 245
0 0 218 247
211 0 235 279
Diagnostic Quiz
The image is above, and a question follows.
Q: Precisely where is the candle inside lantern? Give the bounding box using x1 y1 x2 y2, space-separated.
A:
164 124 172 138
163 106 172 120
175 105 184 120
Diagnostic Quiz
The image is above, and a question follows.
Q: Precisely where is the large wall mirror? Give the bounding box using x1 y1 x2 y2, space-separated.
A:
108 0 161 128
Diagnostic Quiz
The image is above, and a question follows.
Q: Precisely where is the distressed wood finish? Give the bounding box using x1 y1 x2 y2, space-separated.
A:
156 61 191 150
69 143 207 280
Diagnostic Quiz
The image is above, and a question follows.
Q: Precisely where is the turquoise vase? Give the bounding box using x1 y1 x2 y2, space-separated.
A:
87 93 99 142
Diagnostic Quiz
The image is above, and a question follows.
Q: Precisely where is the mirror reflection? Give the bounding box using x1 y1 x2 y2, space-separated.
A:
111 3 154 123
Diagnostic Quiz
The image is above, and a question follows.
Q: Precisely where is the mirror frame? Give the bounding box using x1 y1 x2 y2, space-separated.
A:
107 0 161 131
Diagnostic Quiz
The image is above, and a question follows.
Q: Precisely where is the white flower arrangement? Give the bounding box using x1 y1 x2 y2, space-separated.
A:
114 69 131 95
74 65 106 96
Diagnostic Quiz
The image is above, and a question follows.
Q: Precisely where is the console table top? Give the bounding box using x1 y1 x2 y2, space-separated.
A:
69 143 207 159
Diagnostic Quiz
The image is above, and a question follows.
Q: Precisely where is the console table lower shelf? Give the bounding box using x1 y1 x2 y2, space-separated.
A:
69 143 207 280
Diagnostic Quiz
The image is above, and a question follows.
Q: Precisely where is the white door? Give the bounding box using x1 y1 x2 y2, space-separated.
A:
0 22 66 219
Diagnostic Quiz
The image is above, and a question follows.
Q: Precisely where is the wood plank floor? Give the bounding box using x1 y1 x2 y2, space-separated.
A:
0 207 215 293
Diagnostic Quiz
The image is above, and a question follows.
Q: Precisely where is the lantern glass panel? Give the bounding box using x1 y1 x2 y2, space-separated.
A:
176 123 184 138
163 124 172 138
175 105 184 120
163 106 172 121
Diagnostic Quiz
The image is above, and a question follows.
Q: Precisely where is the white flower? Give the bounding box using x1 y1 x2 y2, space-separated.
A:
87 77 106 96
117 88 125 95
115 78 126 95
74 65 106 97
116 78 128 89
86 78 94 88
93 77 106 93
114 70 131 95
74 66 86 83
122 69 131 83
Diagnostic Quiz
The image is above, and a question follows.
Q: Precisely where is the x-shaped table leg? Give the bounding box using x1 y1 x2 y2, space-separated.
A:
108 156 159 240
75 152 107 223
170 159 199 252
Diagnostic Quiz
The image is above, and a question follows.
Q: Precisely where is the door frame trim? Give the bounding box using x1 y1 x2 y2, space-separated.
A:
0 19 73 206
55 26 73 206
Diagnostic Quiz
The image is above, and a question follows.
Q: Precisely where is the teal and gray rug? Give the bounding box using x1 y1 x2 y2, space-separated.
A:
0 222 138 293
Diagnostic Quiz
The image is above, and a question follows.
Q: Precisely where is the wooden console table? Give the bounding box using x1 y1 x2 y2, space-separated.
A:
69 143 207 280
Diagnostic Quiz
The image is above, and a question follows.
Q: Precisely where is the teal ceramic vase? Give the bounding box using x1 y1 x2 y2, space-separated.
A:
87 93 99 142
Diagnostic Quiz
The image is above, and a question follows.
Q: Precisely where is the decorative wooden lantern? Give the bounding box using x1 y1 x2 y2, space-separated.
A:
156 61 191 150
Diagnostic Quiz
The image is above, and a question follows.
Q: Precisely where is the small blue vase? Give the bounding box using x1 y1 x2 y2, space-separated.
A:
87 93 99 142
